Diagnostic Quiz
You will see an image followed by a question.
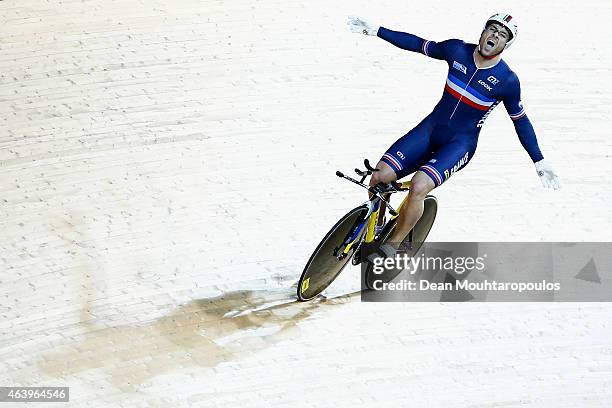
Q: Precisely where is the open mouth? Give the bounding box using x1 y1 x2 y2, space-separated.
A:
486 39 496 47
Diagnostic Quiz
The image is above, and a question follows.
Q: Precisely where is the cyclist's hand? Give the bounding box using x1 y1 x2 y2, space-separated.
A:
347 16 379 36
534 159 560 190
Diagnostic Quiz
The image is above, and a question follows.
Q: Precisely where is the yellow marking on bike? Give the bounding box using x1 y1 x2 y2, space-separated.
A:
392 194 410 220
301 277 310 293
365 208 379 242
344 240 356 254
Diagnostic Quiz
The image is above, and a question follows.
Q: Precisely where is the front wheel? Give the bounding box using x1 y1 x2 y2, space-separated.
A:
297 206 368 301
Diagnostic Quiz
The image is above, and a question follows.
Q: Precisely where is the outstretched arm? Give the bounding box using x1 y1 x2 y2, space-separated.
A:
347 17 454 61
503 75 560 189
376 27 452 61
502 76 544 163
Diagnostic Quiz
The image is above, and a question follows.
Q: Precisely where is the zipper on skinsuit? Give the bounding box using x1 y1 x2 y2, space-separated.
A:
449 68 479 120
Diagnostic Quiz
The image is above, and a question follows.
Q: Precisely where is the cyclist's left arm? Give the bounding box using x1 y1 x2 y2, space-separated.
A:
502 74 560 189
502 74 544 163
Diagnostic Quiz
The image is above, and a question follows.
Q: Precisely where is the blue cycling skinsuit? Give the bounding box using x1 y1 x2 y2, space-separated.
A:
376 27 544 187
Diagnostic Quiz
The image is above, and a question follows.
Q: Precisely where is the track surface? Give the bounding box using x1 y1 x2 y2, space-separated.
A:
1 0 611 406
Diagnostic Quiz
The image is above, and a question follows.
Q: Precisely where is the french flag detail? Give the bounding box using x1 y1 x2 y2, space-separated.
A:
422 40 431 56
420 165 443 186
445 74 496 111
509 108 526 121
382 153 403 171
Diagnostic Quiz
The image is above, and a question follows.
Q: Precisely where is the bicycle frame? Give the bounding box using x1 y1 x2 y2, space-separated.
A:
337 180 412 259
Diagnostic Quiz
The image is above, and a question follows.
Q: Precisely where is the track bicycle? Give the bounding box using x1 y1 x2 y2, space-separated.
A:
297 159 438 301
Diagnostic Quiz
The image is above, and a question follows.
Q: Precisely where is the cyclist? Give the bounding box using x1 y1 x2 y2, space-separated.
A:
347 14 561 262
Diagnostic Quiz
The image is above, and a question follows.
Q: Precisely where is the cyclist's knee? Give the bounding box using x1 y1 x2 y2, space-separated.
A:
369 162 397 187
409 174 435 199
370 171 394 187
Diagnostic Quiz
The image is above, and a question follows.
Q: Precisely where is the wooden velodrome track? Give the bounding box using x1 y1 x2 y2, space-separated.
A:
1 0 611 406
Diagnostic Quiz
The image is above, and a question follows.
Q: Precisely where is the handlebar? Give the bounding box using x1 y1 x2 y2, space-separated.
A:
364 159 377 172
354 159 378 178
336 161 400 216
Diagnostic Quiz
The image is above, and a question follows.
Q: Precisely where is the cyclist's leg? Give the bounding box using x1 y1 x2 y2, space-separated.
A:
370 115 434 187
386 171 435 244
369 116 434 225
387 137 477 244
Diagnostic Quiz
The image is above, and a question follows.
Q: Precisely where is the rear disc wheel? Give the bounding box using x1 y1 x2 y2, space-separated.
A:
364 195 438 290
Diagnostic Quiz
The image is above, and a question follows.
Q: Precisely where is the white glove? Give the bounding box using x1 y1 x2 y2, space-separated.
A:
534 159 560 190
347 16 380 36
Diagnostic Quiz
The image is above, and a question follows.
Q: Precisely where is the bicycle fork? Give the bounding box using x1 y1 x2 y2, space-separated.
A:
333 200 381 260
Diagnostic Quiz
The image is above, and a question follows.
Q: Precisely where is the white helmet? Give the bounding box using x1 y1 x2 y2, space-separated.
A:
484 13 518 49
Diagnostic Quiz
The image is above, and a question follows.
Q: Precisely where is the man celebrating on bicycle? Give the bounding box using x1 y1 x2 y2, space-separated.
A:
347 13 561 262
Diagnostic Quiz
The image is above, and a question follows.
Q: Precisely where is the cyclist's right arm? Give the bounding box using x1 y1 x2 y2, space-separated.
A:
376 27 456 61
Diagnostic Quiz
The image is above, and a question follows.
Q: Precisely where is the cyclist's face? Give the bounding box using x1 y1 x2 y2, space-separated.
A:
479 23 509 56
